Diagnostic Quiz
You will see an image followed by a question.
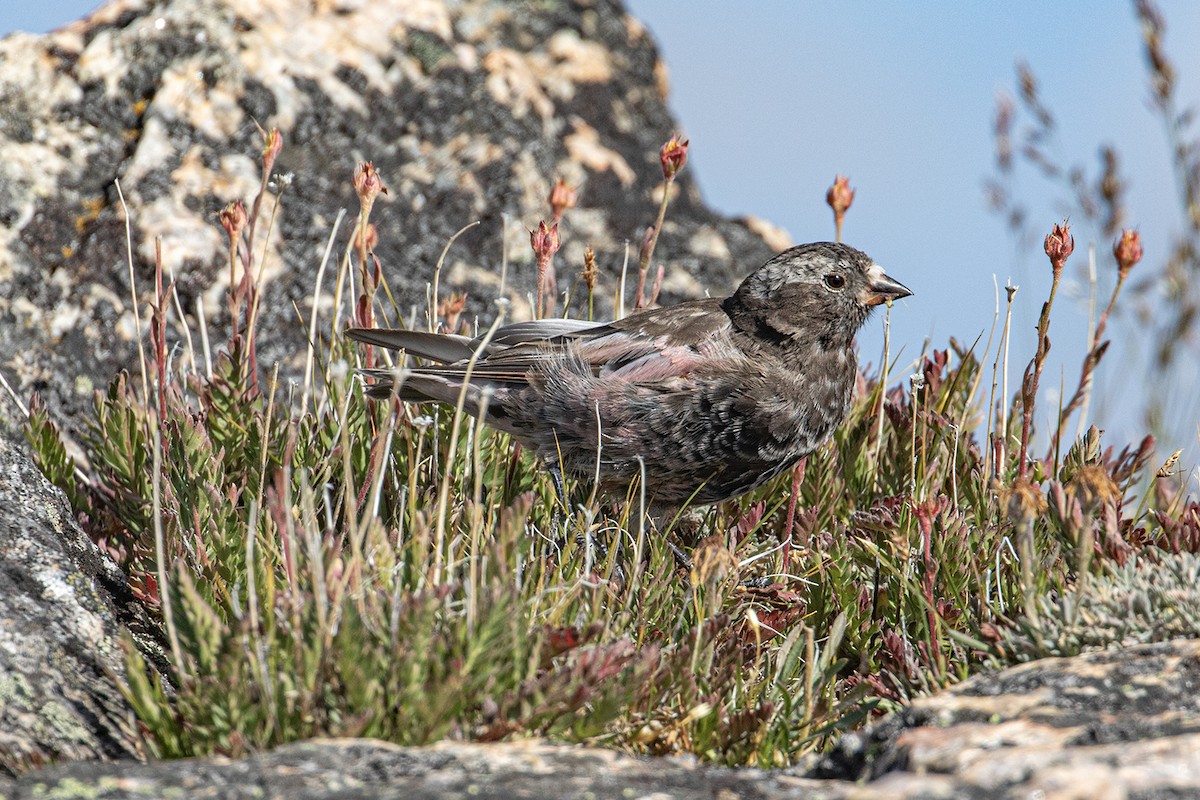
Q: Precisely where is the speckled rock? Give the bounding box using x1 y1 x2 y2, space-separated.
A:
0 417 165 777
2 739 847 800
814 638 1200 798
6 640 1200 798
0 0 781 441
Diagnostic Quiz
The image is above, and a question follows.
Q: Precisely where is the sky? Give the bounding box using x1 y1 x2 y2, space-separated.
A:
5 1 1200 451
624 1 1200 446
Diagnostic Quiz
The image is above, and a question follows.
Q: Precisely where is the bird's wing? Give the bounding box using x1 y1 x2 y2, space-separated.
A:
475 318 610 346
601 298 731 345
347 319 611 364
566 298 736 378
350 298 736 387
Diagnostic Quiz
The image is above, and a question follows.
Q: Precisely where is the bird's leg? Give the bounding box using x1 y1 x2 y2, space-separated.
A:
667 539 694 571
548 461 570 514
546 463 606 566
780 456 807 573
544 462 570 559
647 507 697 572
547 460 588 554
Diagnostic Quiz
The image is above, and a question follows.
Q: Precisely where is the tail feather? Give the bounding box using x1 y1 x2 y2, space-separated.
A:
345 327 487 363
482 318 605 346
358 368 490 407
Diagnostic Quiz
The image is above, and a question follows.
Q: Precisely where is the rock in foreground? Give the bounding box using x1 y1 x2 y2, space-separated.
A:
6 640 1200 798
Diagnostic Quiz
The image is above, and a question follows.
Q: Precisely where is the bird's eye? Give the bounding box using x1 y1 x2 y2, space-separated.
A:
823 273 846 290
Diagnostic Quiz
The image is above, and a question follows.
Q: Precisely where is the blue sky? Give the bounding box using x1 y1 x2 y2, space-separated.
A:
625 1 1200 448
6 1 1200 447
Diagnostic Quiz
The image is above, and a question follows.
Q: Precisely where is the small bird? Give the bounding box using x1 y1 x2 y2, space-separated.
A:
346 242 910 511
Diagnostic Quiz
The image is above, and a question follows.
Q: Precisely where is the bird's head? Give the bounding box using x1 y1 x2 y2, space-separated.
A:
725 242 911 348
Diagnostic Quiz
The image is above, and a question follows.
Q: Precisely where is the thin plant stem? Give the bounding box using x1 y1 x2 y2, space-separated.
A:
430 221 481 332
433 307 506 585
302 209 346 416
115 179 150 409
152 420 185 679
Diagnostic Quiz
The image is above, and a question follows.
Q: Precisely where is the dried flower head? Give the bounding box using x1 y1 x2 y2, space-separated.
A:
548 178 577 222
1005 477 1047 527
353 162 387 216
1066 464 1120 514
659 134 689 180
1005 279 1019 303
1044 220 1074 278
217 200 248 242
1157 449 1182 479
1113 229 1143 278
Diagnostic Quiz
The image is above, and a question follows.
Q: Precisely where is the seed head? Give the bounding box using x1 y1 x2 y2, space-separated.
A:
1066 464 1119 514
1113 229 1143 278
1005 477 1047 527
659 134 689 180
1044 220 1074 278
582 246 598 292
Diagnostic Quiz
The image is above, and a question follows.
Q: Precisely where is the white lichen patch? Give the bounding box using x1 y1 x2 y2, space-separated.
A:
544 30 613 87
122 117 178 187
152 60 247 141
564 119 635 187
483 48 556 121
742 215 795 253
73 28 128 97
685 225 731 261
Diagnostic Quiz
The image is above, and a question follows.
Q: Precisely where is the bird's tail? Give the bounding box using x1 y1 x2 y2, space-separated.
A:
358 367 485 406
344 327 488 364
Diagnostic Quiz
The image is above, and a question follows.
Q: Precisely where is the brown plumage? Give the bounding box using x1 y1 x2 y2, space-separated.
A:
346 242 910 509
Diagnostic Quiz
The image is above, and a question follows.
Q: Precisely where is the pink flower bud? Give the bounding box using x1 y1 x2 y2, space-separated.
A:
548 178 577 222
530 220 560 265
825 175 855 217
659 134 689 180
261 127 283 174
1113 229 1143 278
353 162 387 216
217 200 248 242
1044 220 1074 278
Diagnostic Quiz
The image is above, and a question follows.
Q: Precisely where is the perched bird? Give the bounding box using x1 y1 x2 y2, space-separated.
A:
346 242 910 511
